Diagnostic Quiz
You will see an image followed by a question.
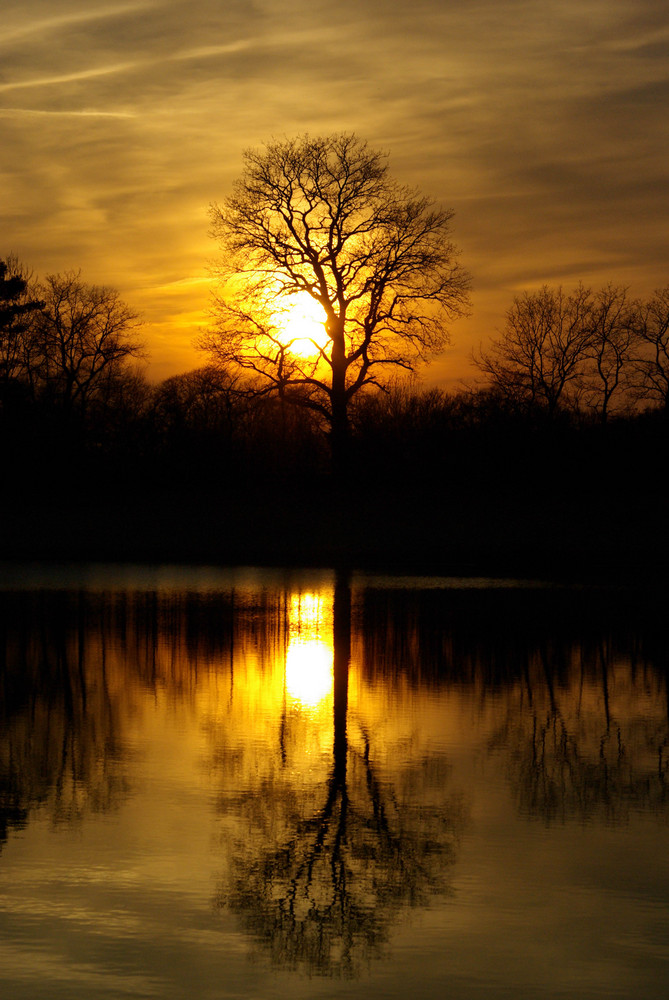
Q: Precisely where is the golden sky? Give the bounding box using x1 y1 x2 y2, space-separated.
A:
2 0 668 385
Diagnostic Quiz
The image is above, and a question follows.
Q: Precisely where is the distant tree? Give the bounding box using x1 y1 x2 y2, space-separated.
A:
151 365 325 476
579 285 638 423
473 284 593 419
0 256 43 401
34 271 144 419
87 364 152 454
632 284 669 412
152 364 240 437
353 379 449 435
199 133 470 474
351 380 456 472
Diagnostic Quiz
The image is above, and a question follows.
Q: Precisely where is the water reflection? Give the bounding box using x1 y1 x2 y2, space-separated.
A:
492 662 669 824
210 575 465 977
285 590 333 708
0 592 131 846
358 586 669 825
1 573 668 992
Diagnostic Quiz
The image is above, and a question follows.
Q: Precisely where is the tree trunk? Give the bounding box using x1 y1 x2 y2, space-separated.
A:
330 325 349 482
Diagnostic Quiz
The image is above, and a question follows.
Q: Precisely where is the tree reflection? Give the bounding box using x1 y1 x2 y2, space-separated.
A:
486 627 669 825
0 585 245 849
354 585 669 826
0 592 133 847
215 575 465 977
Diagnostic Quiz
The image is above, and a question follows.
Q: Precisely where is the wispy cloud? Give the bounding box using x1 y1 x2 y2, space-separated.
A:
603 23 669 51
1 0 668 379
0 107 136 118
171 41 259 62
0 63 141 94
0 1 161 47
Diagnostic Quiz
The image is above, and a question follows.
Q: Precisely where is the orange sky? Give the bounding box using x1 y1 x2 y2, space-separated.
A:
2 0 668 387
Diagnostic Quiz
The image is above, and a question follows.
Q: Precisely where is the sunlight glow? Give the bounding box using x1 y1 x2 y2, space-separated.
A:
285 591 334 708
286 639 333 707
273 292 329 359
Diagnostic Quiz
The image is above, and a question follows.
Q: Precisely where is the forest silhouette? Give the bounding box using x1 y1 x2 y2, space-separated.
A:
2 248 668 578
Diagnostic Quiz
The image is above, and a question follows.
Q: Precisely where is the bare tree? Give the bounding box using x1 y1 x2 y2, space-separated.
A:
580 285 638 423
152 364 240 435
632 284 669 412
199 133 470 474
35 271 144 418
473 284 594 418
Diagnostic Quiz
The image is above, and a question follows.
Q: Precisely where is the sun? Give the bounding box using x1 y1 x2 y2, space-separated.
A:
273 292 329 359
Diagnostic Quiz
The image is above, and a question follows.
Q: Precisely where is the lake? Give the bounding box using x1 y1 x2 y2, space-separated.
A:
1 563 668 999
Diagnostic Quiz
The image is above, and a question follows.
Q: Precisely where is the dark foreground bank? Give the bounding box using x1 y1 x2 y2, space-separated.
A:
3 367 668 581
2 463 666 584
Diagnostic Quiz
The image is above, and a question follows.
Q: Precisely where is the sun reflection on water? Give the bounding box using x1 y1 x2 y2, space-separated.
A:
285 640 333 707
285 591 333 709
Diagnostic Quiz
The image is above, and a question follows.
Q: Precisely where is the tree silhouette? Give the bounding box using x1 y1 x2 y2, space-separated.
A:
34 270 144 419
581 284 638 423
0 255 43 401
633 284 669 411
473 284 594 418
473 282 669 423
200 133 470 474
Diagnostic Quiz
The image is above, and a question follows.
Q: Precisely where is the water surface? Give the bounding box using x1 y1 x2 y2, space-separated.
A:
1 565 668 998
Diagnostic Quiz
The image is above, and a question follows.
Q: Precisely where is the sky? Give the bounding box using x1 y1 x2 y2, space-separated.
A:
2 0 668 385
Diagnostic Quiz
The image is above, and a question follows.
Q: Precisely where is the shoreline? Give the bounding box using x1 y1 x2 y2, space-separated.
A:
2 477 665 587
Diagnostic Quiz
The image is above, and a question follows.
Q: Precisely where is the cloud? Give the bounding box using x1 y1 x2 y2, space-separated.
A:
0 1 161 46
0 63 142 94
1 0 668 378
0 107 136 118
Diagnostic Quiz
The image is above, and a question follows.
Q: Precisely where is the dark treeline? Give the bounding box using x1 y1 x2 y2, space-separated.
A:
2 255 667 575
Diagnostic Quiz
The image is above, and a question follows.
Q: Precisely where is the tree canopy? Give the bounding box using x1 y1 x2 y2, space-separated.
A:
200 133 471 471
35 270 144 417
1 260 144 419
471 282 669 422
0 256 43 396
